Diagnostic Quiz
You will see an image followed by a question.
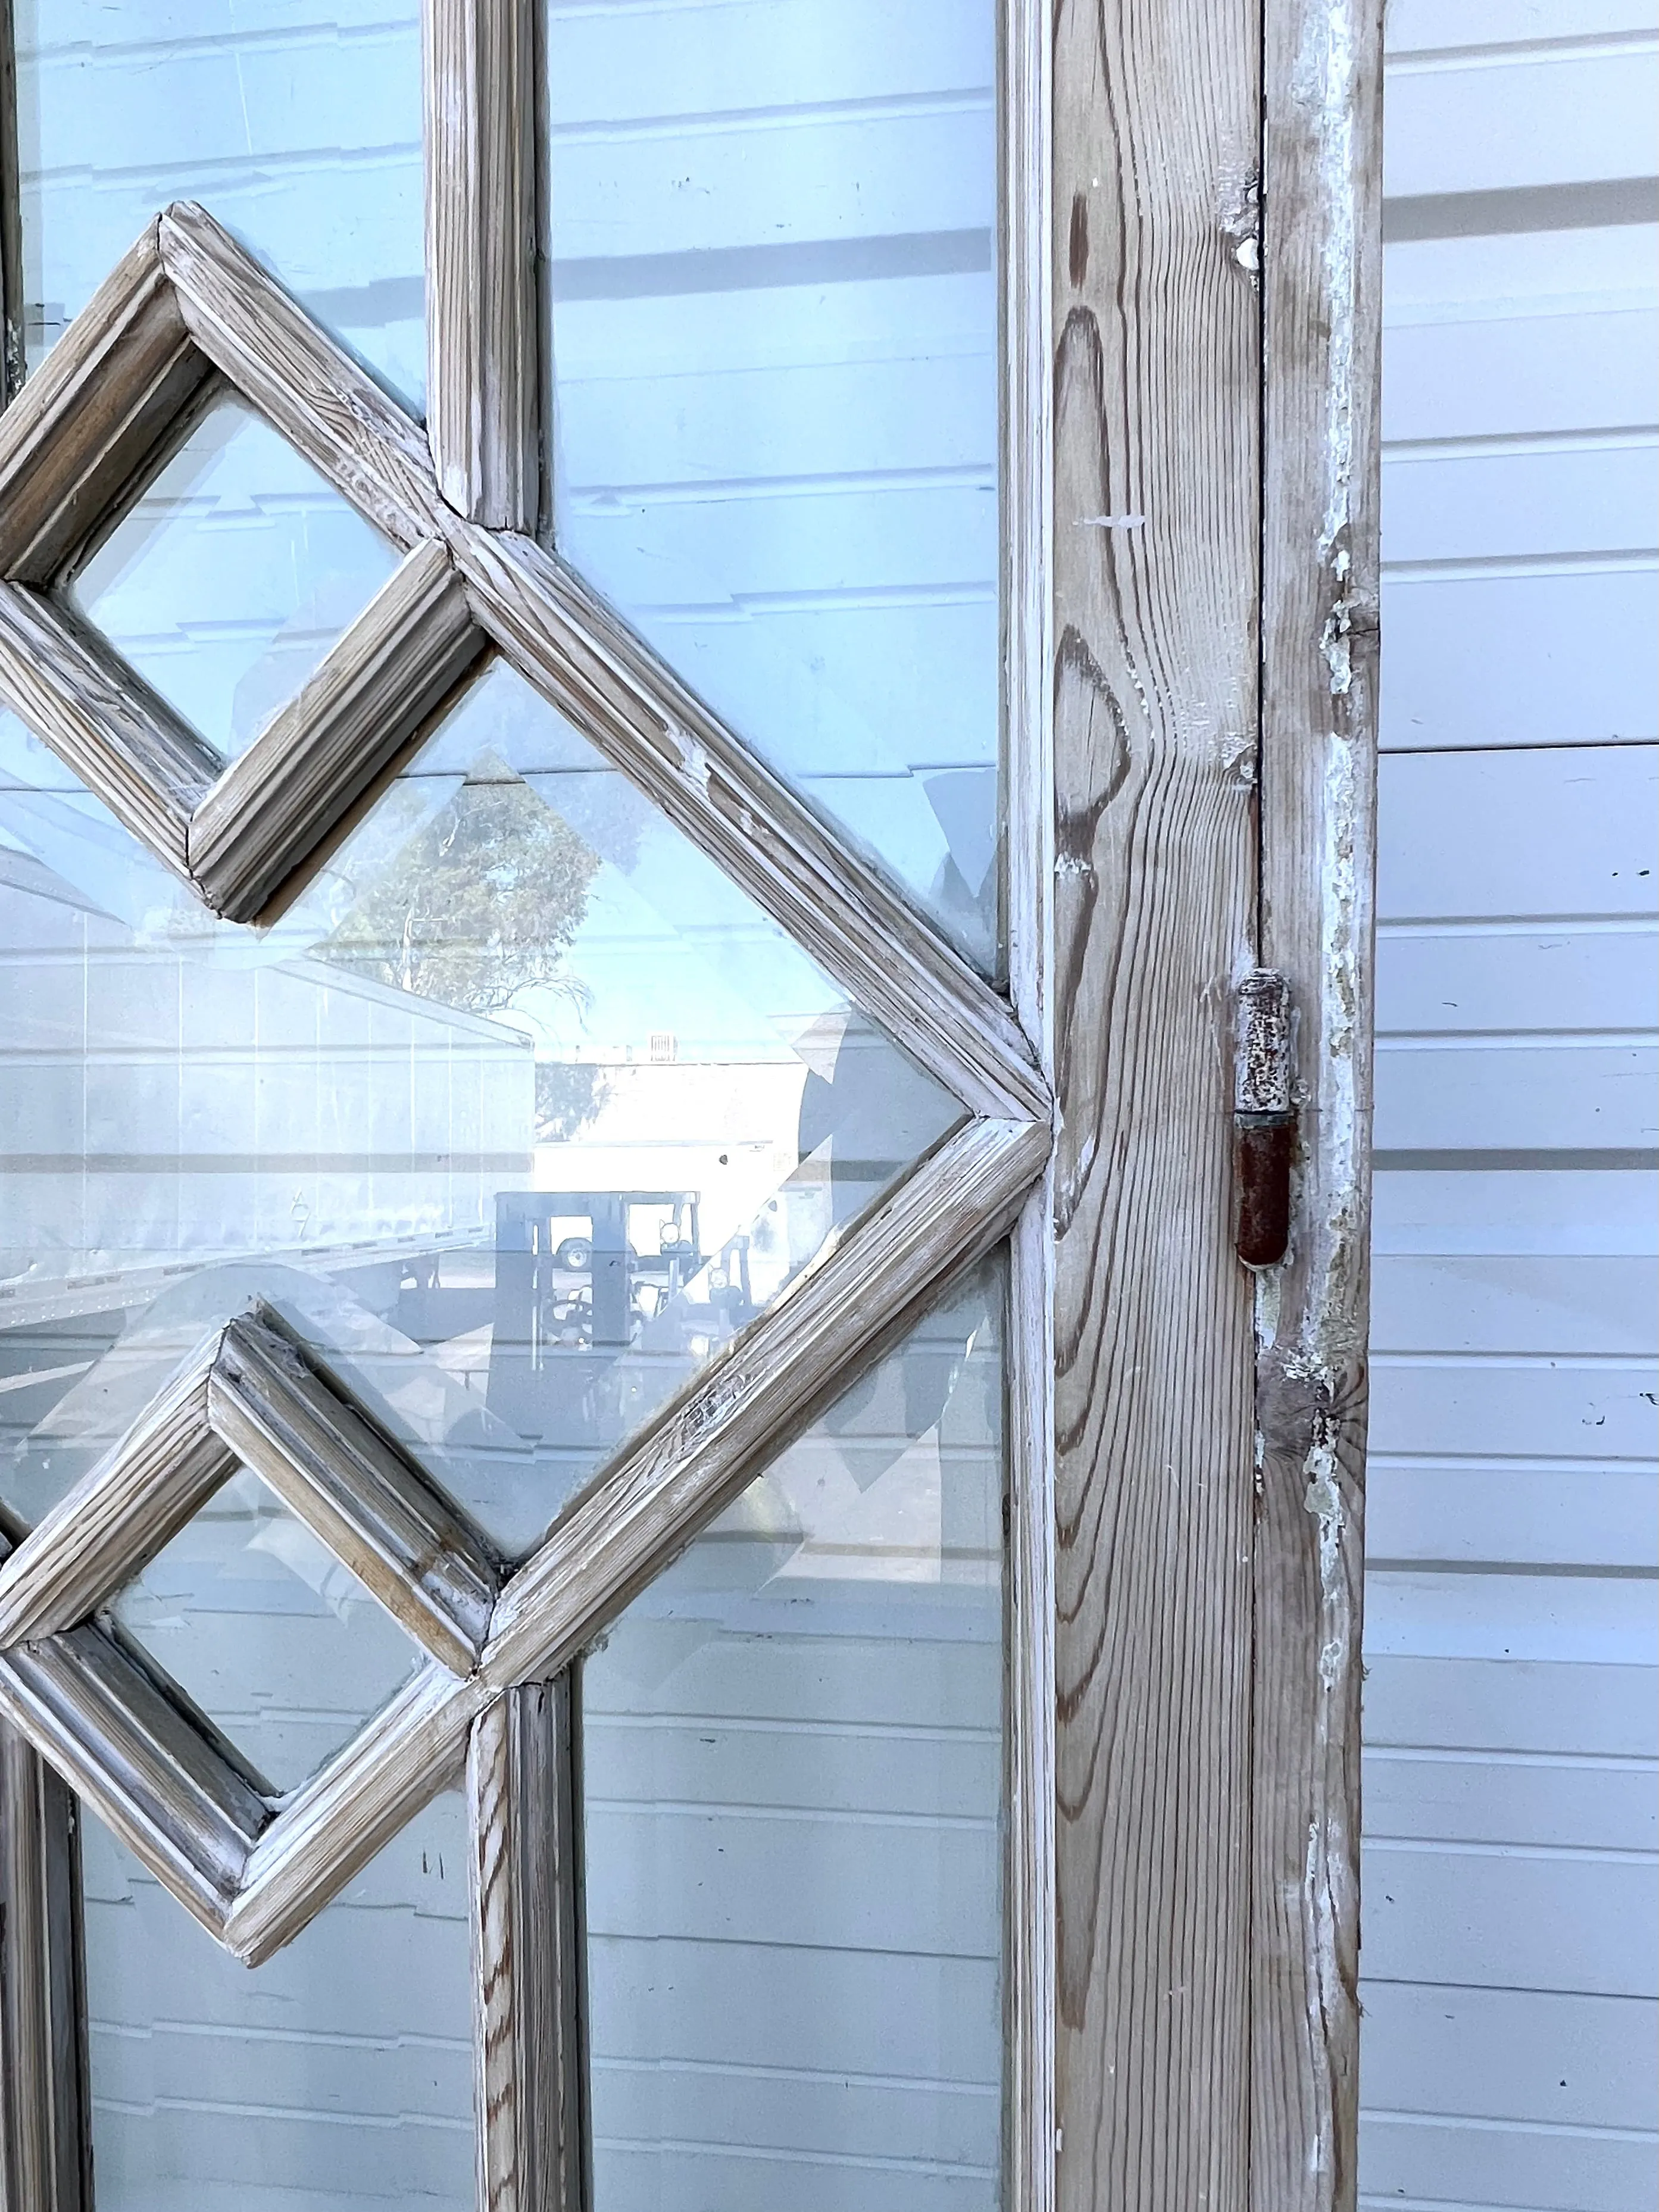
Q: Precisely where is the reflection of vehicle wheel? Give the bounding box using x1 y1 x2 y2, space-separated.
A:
554 1236 592 1270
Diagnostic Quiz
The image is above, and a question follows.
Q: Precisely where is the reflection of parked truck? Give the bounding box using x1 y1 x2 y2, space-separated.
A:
482 1189 755 1442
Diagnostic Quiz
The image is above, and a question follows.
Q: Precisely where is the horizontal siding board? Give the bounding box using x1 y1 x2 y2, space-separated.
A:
1377 746 1659 920
1364 1748 1658 1851
1381 568 1658 753
593 2141 994 2212
549 110 993 262
1377 927 1658 1038
584 1715 997 1820
588 1933 999 2083
1374 1042 1658 1152
1361 1841 1659 1996
1365 1570 1658 1666
545 0 995 120
1367 1462 1657 1571
589 2060 996 2172
1386 0 1659 51
584 1801 998 1957
1382 440 1658 567
1382 307 1659 442
1358 2110 1658 2212
1370 1357 1659 1461
1363 1654 1659 1757
1360 1980 1659 2133
557 349 995 486
1383 45 1659 200
1371 1256 1658 1354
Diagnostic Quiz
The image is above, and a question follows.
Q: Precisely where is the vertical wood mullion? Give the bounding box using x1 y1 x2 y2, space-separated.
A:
1050 0 1262 2202
0 0 22 407
424 0 540 527
1252 0 1383 2201
468 1676 587 2212
0 1727 92 2212
1000 0 1055 2199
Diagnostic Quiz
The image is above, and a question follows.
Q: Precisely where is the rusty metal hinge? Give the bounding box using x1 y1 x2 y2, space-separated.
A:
1233 969 1296 1267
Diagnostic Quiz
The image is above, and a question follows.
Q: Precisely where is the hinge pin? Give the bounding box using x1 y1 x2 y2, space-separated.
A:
1233 968 1296 1267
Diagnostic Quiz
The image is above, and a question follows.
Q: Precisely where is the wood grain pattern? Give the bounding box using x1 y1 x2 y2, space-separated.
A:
224 1660 485 1964
469 1680 585 2212
457 527 1049 1126
0 1335 230 1647
1002 0 1057 2200
0 1732 90 2212
190 538 485 920
1252 0 1382 2201
1050 0 1261 2203
0 220 212 582
425 0 540 527
0 582 218 876
0 0 24 410
0 1625 268 1938
157 201 449 551
483 1113 1047 1688
87 1116 1042 1964
210 1308 500 1676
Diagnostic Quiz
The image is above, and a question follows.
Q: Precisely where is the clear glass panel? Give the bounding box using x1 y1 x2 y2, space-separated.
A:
0 663 960 1558
109 1466 429 1795
543 0 1002 978
68 401 402 761
83 1786 473 2211
15 0 426 407
582 1256 1005 2209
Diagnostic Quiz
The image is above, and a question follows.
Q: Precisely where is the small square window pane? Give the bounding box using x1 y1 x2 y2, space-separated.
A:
109 1467 429 1796
582 1256 1006 2208
83 1787 473 2211
67 401 401 762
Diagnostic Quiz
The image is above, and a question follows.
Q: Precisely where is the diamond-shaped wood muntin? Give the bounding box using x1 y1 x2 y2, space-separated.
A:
0 204 1052 1962
0 1305 501 1947
0 220 485 924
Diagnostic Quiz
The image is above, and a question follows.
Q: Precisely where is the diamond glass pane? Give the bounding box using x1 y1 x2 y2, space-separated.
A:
544 0 1002 978
0 662 961 1558
108 1466 428 1795
67 399 402 762
582 1255 1006 2207
83 1786 473 2210
15 0 426 404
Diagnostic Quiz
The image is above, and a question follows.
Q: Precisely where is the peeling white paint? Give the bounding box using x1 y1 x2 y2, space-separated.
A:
670 724 711 792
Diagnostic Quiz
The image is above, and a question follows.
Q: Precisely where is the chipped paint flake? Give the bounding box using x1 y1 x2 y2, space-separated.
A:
670 724 711 792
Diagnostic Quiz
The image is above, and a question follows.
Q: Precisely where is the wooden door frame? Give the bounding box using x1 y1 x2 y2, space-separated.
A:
0 0 1381 2203
1045 0 1382 2204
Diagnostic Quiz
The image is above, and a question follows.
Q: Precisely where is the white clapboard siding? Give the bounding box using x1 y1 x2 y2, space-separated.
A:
1366 8 1659 2206
1384 41 1659 199
581 1262 1005 2212
82 1791 474 2209
16 2 424 400
543 0 1002 974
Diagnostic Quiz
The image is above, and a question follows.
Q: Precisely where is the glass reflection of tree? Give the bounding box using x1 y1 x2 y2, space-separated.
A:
316 753 610 1142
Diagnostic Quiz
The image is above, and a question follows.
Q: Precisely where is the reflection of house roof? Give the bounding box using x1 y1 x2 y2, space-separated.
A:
276 955 536 1051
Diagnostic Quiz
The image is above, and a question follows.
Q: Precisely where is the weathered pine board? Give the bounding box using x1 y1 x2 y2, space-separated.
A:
1051 0 1263 2204
1254 0 1383 2205
424 0 538 526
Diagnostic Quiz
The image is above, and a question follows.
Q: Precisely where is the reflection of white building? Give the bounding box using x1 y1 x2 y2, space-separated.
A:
0 841 533 1394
